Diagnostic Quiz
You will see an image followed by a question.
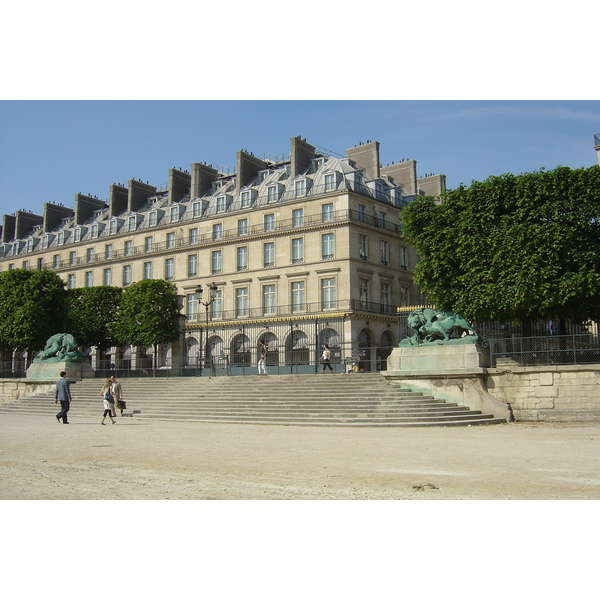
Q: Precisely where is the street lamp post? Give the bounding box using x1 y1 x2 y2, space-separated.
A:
196 283 218 376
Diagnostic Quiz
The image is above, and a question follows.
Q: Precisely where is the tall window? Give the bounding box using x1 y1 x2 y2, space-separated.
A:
124 241 132 256
381 283 390 311
359 235 368 260
400 246 408 269
357 204 366 222
187 254 198 277
378 211 387 228
189 228 199 244
128 216 136 231
263 284 276 315
192 202 202 218
69 251 76 266
86 248 94 263
105 244 113 259
165 258 174 280
292 208 304 227
216 196 226 213
212 223 222 240
85 271 93 287
321 278 336 310
237 218 248 236
211 250 222 274
103 268 112 286
149 212 158 227
57 232 64 245
74 228 82 243
291 281 305 312
322 233 334 260
109 220 117 235
241 191 251 207
68 274 75 289
292 238 303 264
186 293 198 321
380 241 389 265
237 246 248 271
399 286 410 307
236 287 249 317
144 236 153 252
53 254 60 269
322 203 334 222
263 242 274 268
264 213 275 232
170 206 180 223
143 261 153 279
211 289 223 320
123 265 131 286
166 232 175 249
360 279 370 308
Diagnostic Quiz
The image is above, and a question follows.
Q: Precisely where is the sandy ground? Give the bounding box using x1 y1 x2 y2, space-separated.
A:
1 412 599 500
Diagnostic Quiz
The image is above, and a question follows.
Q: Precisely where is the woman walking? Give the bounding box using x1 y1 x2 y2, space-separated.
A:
320 344 334 373
100 379 116 425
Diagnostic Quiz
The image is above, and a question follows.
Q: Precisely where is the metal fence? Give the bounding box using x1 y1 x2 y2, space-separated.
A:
487 333 600 367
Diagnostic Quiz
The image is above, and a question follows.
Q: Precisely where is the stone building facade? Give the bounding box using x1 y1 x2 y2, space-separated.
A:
0 136 445 374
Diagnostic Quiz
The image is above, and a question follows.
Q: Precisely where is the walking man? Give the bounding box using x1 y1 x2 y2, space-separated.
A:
110 375 125 416
55 371 72 424
258 340 268 375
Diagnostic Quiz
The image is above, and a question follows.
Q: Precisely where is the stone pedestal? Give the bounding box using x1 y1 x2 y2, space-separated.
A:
381 343 509 421
26 360 94 380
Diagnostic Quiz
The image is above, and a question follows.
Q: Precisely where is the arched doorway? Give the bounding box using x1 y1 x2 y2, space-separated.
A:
377 330 395 371
231 333 251 367
358 329 372 372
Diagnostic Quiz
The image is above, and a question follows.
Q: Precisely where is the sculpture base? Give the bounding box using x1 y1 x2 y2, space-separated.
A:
383 343 490 376
26 361 94 380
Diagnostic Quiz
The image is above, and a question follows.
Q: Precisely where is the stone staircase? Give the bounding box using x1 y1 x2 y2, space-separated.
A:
0 373 505 427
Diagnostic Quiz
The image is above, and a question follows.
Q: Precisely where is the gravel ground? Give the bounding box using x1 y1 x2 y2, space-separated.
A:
1 412 599 500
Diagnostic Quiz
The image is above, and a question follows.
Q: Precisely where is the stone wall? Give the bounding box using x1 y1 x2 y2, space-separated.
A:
485 362 600 422
0 379 55 402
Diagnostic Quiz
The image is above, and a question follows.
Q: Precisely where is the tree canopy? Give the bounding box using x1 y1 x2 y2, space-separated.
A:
0 269 69 352
111 279 182 349
401 165 600 332
66 286 123 351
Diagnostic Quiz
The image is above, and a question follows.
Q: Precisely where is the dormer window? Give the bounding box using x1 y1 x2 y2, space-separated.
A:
149 211 158 227
192 201 203 218
26 239 34 252
324 173 336 191
170 206 181 223
42 234 54 249
294 179 307 198
216 196 226 213
74 227 85 242
90 224 99 239
241 190 252 208
57 232 65 245
267 185 279 203
128 216 137 232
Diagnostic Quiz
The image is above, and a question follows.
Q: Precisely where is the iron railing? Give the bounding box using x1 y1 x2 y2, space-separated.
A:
487 333 600 367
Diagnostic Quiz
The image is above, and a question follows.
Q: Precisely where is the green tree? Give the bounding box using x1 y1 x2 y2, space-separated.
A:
66 286 123 351
0 269 69 353
111 279 182 363
401 165 600 334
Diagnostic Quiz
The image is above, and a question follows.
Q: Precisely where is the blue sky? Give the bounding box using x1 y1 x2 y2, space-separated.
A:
0 100 598 217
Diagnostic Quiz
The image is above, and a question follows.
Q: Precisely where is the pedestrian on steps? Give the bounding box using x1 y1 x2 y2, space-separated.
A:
258 340 268 375
110 375 125 415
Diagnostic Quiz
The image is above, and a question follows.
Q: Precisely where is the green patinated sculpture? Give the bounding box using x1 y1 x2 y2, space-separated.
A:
33 333 88 362
400 308 481 346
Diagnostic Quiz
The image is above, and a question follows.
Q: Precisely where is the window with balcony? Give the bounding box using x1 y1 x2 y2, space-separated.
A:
123 265 131 286
187 254 198 277
380 241 389 265
237 246 248 271
103 268 112 286
380 283 390 312
321 233 334 260
53 254 60 269
144 236 153 252
186 292 198 321
360 278 370 308
322 203 334 222
237 218 248 236
263 284 276 316
212 223 222 241
292 208 304 227
69 251 76 266
189 228 199 245
292 238 303 264
143 261 153 279
359 235 368 260
124 241 133 256
399 286 410 307
263 242 274 268
321 278 336 310
166 232 175 249
357 204 366 222
165 258 174 280
86 248 94 263
291 281 305 313
211 289 223 320
264 213 275 232
236 287 249 317
211 250 222 274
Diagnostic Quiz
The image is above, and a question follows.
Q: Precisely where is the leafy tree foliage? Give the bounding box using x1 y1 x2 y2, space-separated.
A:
401 165 600 333
0 269 69 352
66 286 123 351
111 279 182 351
